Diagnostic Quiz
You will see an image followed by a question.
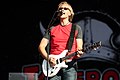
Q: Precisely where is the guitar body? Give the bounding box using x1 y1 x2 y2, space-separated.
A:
42 50 68 77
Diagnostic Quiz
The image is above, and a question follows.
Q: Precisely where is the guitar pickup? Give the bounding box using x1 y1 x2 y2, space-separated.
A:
56 58 62 64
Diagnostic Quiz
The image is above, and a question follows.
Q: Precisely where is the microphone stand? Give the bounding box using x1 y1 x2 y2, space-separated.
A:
46 10 59 80
46 10 60 32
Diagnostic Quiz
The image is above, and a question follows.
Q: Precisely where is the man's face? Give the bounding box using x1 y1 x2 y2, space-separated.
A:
58 4 71 19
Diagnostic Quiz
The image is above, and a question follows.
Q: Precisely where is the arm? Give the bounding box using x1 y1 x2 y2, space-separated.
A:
38 38 49 60
76 24 84 57
38 37 56 66
76 39 83 51
76 38 84 57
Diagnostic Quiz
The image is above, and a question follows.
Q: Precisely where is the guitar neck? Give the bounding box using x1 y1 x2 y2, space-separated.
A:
61 41 101 61
61 46 91 61
61 48 86 61
61 52 77 61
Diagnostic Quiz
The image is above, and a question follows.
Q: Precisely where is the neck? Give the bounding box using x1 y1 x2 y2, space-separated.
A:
60 18 70 26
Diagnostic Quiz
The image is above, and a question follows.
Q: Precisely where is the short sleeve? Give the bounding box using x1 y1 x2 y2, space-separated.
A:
43 30 50 39
75 24 83 39
43 26 54 40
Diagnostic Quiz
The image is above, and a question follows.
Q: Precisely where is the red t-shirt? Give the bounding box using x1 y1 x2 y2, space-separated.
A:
44 23 82 59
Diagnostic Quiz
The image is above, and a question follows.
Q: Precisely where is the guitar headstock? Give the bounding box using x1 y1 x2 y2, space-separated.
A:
92 41 102 49
83 41 102 52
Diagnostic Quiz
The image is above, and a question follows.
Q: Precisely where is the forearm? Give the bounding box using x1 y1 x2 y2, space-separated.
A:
39 46 49 61
76 39 83 50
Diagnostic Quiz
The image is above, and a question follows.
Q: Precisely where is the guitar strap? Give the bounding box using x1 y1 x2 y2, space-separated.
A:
67 23 76 52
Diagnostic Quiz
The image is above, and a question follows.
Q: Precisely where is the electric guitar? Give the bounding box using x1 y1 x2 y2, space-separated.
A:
42 41 102 77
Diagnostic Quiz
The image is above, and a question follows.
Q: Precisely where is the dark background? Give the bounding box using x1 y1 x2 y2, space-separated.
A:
0 0 120 79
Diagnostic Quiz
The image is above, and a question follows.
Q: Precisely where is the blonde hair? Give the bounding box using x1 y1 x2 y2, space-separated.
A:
58 1 74 22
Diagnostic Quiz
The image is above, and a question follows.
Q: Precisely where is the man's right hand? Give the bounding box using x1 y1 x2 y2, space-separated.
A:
49 57 57 67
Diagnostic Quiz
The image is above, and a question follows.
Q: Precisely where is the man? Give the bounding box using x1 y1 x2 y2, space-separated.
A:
38 1 83 80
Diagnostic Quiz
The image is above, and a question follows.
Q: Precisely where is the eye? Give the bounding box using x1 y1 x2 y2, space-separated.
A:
59 7 69 10
64 8 69 10
59 8 62 10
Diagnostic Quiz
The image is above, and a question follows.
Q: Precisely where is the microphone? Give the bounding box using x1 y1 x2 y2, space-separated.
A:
56 10 63 16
